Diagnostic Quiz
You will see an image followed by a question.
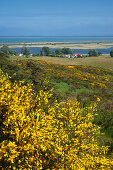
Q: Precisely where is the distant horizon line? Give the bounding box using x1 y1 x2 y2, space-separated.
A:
0 35 113 37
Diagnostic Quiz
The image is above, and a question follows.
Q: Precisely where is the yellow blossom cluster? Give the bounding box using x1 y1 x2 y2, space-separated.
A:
20 60 111 89
0 71 113 169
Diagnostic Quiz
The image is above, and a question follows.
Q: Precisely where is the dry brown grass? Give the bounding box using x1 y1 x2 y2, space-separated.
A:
28 55 113 70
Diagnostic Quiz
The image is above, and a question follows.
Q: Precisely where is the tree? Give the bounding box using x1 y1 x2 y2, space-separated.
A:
61 48 73 54
88 50 99 57
0 51 27 83
55 48 73 55
40 47 50 56
0 50 9 59
55 48 63 55
98 52 102 56
110 50 113 57
1 45 10 55
1 45 17 55
21 46 31 55
49 51 55 57
9 49 17 55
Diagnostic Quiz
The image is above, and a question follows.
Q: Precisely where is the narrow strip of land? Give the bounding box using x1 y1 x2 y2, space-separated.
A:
1 41 113 49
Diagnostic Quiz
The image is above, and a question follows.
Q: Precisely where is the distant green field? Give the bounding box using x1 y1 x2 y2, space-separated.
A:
11 55 113 71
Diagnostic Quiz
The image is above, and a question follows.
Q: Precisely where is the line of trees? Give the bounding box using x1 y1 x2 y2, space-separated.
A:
40 48 103 58
1 45 17 55
1 45 113 57
40 47 73 56
0 45 31 56
88 50 102 57
0 46 73 57
88 49 113 57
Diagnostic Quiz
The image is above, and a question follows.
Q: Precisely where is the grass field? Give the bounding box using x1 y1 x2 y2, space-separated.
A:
11 54 113 70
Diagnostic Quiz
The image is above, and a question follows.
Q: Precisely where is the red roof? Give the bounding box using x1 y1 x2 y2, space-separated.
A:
73 53 82 56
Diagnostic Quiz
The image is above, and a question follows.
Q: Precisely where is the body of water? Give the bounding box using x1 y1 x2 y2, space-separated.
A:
0 36 113 43
1 36 113 54
12 47 113 54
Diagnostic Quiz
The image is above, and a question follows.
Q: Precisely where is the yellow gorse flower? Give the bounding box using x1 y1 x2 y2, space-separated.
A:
0 71 113 169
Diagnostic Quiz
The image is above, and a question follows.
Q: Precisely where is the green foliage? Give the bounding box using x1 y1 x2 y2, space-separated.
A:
77 54 82 58
32 54 40 57
1 45 9 55
93 110 113 152
39 47 73 57
0 50 17 74
76 88 94 94
55 81 70 95
55 48 73 55
1 45 17 55
21 46 31 55
55 48 63 55
0 51 30 83
40 47 50 56
13 60 51 93
88 50 101 57
0 50 9 59
94 110 113 136
61 47 73 54
49 51 56 57
98 52 102 56
56 54 64 58
110 50 113 57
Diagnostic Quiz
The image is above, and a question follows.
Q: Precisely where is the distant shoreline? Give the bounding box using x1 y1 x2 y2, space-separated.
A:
1 41 113 50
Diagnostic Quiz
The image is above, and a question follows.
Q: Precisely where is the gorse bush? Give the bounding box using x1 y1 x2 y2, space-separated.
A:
0 51 29 83
0 71 113 169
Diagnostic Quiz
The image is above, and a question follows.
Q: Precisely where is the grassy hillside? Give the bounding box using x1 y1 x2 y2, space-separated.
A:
1 52 113 168
1 71 113 169
11 58 113 149
2 52 113 147
11 54 113 70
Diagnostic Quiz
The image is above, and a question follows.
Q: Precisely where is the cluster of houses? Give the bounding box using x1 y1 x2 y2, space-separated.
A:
17 53 32 57
17 53 82 58
64 53 82 58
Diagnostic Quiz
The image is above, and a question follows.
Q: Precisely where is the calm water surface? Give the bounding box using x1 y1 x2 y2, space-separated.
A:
0 36 113 43
12 47 113 54
1 36 113 54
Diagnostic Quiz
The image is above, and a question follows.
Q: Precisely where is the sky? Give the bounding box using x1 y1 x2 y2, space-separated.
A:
0 0 113 36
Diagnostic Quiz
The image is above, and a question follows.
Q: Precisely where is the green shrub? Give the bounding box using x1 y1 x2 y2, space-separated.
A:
110 50 113 57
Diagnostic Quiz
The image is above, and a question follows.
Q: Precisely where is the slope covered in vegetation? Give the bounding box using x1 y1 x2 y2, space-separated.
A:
13 59 113 152
1 53 113 169
0 71 113 169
